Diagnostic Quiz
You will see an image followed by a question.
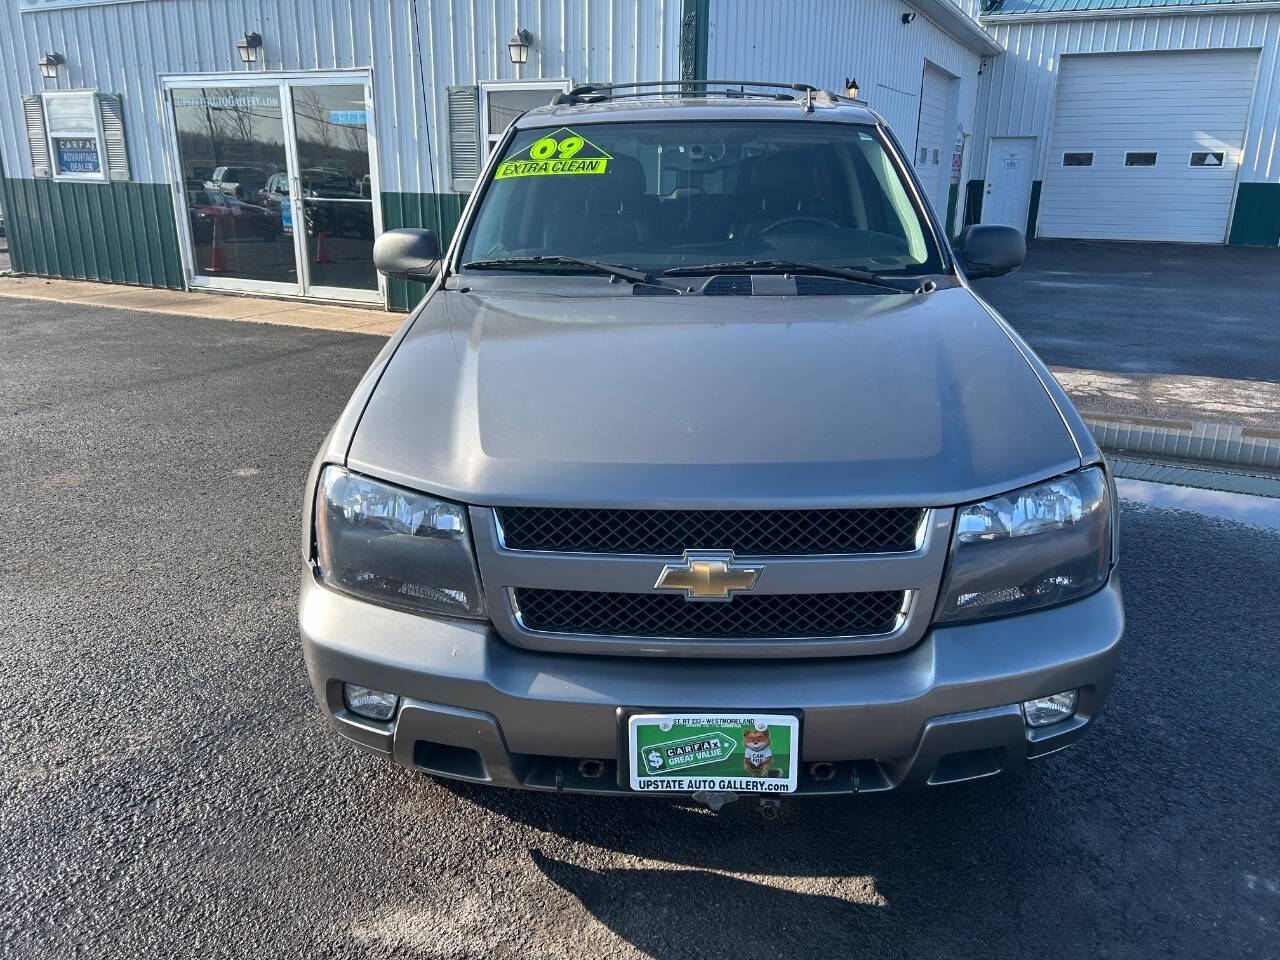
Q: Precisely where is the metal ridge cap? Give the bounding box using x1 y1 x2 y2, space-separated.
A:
980 0 1280 23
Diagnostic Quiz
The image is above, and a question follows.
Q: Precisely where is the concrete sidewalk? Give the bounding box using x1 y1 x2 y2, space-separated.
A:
0 275 404 336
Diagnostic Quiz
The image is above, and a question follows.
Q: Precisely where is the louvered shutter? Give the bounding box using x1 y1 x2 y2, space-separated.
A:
23 95 51 178
446 85 479 192
97 93 130 181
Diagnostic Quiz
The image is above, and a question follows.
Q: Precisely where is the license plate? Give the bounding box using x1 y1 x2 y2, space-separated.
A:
627 713 799 794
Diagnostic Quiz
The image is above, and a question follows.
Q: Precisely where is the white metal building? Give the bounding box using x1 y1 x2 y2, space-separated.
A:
972 0 1280 246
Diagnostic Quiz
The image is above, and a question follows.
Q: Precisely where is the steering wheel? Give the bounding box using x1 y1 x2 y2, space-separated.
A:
759 215 842 234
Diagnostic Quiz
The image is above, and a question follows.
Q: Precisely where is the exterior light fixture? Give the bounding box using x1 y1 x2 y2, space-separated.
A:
507 27 533 65
901 11 917 23
236 31 263 64
39 52 65 80
844 76 860 99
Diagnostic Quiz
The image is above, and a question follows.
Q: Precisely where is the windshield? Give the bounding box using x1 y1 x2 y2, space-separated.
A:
458 120 941 276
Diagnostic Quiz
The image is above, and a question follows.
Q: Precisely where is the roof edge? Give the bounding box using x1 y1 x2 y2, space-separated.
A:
909 0 1006 55
981 0 1280 23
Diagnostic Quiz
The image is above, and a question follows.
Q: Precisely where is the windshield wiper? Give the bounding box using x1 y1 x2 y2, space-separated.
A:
662 259 914 293
461 255 677 290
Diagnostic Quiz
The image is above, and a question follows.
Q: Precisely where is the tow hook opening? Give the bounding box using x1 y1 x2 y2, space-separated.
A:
577 758 606 779
808 761 836 782
691 790 738 812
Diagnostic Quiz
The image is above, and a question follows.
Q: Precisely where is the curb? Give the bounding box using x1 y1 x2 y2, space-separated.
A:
1084 412 1280 474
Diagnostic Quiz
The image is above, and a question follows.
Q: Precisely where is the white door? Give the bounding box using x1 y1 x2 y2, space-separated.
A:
983 137 1035 231
915 64 958 220
1039 49 1259 243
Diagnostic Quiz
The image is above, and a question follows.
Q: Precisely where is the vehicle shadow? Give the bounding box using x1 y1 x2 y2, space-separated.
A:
527 848 894 960
436 765 1124 957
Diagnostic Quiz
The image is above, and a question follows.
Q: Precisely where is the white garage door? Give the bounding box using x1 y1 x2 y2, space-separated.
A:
1040 49 1259 243
915 63 957 222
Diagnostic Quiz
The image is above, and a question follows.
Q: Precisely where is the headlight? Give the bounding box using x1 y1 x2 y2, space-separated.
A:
314 466 486 619
935 466 1112 623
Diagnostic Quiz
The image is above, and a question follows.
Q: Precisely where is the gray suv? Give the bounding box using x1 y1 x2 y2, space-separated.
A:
300 82 1122 802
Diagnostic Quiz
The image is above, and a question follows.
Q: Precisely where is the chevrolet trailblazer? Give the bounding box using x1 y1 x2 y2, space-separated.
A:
300 81 1122 802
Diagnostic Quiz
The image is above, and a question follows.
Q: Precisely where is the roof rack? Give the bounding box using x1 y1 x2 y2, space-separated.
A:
551 80 831 111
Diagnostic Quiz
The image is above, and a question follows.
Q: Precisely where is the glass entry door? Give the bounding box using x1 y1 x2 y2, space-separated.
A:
168 75 380 303
287 82 378 298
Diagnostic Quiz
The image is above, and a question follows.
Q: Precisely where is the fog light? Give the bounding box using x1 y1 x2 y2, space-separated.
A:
343 683 398 721
1022 690 1078 727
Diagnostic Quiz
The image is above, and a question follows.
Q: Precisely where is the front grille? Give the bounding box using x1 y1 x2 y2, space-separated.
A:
495 507 924 556
513 588 906 639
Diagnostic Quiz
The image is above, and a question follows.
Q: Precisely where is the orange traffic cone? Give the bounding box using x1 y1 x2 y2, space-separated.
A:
205 216 228 273
314 231 333 264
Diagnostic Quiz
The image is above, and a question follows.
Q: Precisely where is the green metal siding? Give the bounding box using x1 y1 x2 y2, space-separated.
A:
680 0 710 83
1228 183 1280 247
963 179 984 227
1026 180 1043 237
380 191 468 311
3 178 183 288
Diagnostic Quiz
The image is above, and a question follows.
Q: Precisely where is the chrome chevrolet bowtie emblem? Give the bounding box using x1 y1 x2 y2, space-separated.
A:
654 550 763 601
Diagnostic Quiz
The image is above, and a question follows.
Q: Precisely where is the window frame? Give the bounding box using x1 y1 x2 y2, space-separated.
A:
1123 150 1159 168
478 79 573 160
43 90 108 183
1189 150 1226 168
1061 150 1094 168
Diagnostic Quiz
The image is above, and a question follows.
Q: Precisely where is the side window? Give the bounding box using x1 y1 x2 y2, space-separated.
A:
479 81 573 159
1124 152 1157 167
1062 152 1093 167
1190 151 1224 167
44 92 106 181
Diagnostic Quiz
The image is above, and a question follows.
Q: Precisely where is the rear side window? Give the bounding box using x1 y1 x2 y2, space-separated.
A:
459 119 940 276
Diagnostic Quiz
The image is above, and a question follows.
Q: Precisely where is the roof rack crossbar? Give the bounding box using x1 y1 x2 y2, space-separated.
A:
551 79 822 106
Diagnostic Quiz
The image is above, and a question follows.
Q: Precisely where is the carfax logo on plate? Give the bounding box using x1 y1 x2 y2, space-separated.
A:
639 730 737 775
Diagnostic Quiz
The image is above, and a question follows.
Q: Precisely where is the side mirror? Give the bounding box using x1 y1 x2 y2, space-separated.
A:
953 224 1025 279
373 228 441 281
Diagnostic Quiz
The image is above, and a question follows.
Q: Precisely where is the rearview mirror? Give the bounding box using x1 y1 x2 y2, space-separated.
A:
953 224 1025 280
373 228 441 281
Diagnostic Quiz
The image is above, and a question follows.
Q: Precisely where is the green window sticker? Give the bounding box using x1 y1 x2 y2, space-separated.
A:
494 127 613 179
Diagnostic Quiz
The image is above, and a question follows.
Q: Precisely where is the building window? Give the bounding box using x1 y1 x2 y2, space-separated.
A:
44 91 107 181
479 80 572 158
1190 151 1225 167
1062 152 1093 167
1124 151 1157 167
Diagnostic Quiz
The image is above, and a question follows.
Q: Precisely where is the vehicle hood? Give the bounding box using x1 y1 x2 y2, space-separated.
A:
346 284 1081 508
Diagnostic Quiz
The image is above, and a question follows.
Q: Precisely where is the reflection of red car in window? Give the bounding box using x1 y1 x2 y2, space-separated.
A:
187 189 280 243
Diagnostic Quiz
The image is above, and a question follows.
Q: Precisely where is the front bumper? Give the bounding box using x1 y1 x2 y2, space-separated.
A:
299 573 1123 795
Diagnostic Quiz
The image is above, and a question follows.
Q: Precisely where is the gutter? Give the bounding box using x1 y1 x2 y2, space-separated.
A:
981 0 1280 24
908 0 1006 55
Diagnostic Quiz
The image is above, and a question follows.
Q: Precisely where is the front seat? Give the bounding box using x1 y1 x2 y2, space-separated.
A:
543 155 647 253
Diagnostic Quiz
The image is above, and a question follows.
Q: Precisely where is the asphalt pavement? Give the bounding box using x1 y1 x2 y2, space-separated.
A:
2 298 1278 959
974 239 1280 383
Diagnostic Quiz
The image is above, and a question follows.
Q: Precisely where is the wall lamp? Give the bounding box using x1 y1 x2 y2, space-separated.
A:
236 32 263 64
844 76 860 99
902 11 917 23
39 52 65 80
507 27 533 65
